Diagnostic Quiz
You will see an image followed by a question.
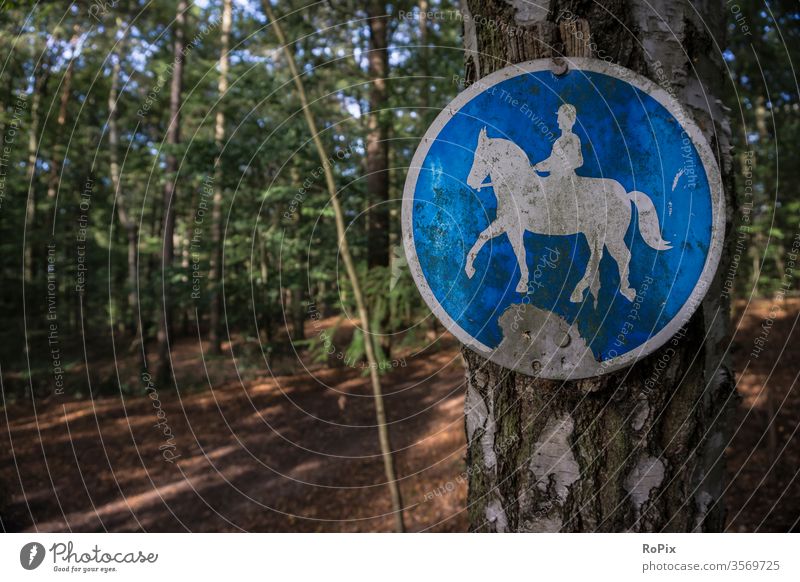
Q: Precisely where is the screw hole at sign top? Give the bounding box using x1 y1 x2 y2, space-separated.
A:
550 57 569 77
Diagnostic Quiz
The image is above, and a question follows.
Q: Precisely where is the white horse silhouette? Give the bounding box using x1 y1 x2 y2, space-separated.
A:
464 127 671 306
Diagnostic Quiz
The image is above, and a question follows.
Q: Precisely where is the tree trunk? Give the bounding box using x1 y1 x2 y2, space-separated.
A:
257 227 273 343
45 25 81 237
23 68 47 285
155 0 187 384
365 1 390 268
291 286 305 342
418 0 429 113
107 20 140 343
287 166 306 343
208 0 232 355
460 0 734 533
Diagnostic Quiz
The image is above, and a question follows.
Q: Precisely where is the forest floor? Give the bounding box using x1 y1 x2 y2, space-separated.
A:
1 298 798 532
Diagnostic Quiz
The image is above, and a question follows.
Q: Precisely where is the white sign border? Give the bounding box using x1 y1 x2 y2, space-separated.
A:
402 57 725 379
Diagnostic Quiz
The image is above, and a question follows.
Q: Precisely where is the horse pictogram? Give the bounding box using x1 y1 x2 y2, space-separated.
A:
464 104 672 307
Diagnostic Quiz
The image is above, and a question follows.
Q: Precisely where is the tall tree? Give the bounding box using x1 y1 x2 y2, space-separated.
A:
45 24 81 237
23 51 49 285
155 0 187 384
418 0 429 113
107 19 141 346
208 0 232 355
460 0 735 532
365 1 390 268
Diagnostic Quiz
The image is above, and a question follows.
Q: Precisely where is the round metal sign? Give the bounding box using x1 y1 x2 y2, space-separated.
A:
402 58 724 380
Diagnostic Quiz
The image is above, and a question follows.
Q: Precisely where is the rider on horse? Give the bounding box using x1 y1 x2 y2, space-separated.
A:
533 104 583 185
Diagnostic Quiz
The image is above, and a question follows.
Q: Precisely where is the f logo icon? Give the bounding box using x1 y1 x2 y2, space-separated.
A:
20 542 45 570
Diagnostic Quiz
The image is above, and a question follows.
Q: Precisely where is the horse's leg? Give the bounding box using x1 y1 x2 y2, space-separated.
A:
465 219 506 278
506 228 529 293
588 239 604 307
605 237 636 301
570 233 603 305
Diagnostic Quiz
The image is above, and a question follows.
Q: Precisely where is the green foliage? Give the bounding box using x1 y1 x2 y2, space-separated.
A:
0 0 463 396
10 0 795 397
726 1 800 295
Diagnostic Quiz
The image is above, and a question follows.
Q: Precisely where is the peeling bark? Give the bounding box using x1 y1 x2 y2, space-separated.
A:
461 0 734 532
625 454 665 517
530 414 580 503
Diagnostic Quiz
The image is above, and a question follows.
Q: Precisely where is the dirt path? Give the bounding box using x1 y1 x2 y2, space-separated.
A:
725 297 800 531
1 332 469 532
1 299 798 532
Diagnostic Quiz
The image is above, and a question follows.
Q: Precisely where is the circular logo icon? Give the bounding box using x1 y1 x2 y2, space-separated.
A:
20 542 46 570
403 58 723 379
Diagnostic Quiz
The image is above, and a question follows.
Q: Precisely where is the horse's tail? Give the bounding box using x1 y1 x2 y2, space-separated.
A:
628 191 672 251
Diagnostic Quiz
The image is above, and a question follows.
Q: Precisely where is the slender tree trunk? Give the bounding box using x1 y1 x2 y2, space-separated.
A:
257 228 273 343
460 0 735 532
418 0 429 114
291 286 305 341
263 1 405 532
107 20 140 342
287 166 306 342
45 26 81 238
178 220 191 335
366 1 390 269
24 70 47 285
366 1 393 358
208 0 232 355
748 96 769 293
155 0 187 385
751 96 778 464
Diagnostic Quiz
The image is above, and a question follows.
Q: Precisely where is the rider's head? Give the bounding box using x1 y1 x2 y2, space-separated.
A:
557 104 577 131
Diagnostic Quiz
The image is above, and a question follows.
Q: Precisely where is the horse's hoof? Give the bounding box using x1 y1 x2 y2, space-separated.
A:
570 289 584 303
516 281 528 293
621 287 636 301
465 264 475 278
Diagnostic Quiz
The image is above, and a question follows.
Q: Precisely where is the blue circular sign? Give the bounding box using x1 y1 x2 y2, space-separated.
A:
403 59 723 379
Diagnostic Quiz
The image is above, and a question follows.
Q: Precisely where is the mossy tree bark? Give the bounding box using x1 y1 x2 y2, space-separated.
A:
460 0 735 532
